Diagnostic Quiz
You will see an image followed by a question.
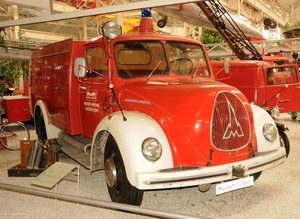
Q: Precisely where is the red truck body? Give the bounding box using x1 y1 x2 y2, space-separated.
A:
29 16 285 206
30 39 85 135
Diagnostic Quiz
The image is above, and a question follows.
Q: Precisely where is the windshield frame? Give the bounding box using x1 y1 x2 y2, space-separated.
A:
114 40 211 80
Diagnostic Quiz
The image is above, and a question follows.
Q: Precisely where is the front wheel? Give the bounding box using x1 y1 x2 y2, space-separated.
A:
252 171 262 182
104 136 144 206
278 130 290 158
0 122 30 150
291 111 298 120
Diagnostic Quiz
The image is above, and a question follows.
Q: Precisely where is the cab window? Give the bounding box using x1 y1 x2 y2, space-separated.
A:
267 66 297 85
85 47 107 77
166 42 210 77
115 41 168 79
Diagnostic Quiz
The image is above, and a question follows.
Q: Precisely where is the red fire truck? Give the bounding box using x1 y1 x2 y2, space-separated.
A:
29 10 286 206
211 58 299 114
198 0 300 120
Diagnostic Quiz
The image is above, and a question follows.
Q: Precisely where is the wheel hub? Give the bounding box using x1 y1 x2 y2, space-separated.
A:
104 157 117 188
198 183 211 192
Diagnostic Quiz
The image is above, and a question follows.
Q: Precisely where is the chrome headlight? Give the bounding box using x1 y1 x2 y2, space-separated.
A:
142 137 162 161
100 21 121 40
263 123 278 142
270 106 280 119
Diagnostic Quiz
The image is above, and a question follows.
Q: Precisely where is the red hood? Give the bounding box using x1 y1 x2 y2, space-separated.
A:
117 78 256 167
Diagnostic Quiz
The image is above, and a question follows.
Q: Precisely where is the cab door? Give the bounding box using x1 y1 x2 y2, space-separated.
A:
264 65 300 113
78 46 109 139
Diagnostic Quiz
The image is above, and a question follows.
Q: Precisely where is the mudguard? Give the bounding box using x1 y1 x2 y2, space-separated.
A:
251 104 281 152
92 111 173 187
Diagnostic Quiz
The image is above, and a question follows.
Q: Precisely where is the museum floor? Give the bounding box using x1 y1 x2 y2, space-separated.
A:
0 113 299 219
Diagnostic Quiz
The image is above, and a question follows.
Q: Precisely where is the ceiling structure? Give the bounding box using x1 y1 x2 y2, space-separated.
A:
279 0 300 11
0 0 299 60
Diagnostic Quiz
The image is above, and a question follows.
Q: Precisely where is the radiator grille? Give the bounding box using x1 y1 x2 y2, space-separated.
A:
211 92 250 151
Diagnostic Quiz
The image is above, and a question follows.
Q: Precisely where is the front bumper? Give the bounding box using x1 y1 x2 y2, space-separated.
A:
135 147 286 190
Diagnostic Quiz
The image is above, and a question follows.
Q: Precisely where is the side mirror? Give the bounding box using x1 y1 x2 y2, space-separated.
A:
74 57 86 78
224 58 230 74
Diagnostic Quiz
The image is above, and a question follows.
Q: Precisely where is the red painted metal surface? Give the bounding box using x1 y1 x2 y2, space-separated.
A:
3 96 30 123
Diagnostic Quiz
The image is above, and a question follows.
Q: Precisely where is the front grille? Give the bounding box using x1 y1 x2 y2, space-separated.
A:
211 92 250 151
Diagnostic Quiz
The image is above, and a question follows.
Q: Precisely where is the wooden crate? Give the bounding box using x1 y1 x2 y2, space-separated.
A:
20 140 35 166
8 140 57 177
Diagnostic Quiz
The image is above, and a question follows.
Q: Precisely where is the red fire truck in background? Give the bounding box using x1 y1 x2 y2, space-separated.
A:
198 0 300 121
29 10 286 206
211 58 299 114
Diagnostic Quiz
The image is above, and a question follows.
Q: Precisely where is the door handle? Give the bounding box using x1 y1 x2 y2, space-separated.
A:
279 99 289 103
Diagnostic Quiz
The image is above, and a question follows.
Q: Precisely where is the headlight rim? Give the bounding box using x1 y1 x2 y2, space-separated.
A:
263 122 278 143
141 137 162 162
270 106 280 119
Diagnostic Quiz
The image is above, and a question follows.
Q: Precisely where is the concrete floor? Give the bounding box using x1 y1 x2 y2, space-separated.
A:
0 113 299 219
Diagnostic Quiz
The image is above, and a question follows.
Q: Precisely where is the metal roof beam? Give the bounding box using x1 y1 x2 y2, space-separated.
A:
52 2 77 13
1 0 52 15
245 0 288 27
0 0 200 28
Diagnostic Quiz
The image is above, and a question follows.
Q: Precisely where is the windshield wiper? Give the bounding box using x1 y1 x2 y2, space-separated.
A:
147 61 161 80
192 62 201 78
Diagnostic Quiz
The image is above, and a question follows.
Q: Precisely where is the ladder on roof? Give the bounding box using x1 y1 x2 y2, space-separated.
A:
196 0 262 60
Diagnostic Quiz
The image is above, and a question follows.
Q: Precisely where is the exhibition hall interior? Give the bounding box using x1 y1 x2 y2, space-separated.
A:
0 1 300 219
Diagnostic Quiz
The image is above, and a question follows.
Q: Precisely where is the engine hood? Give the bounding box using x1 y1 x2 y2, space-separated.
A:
120 78 232 113
117 78 255 167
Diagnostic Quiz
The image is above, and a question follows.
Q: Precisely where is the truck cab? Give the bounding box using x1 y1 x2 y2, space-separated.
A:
29 10 286 206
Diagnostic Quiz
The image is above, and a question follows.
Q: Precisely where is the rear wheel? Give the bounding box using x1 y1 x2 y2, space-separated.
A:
0 122 30 150
291 112 298 120
104 136 144 206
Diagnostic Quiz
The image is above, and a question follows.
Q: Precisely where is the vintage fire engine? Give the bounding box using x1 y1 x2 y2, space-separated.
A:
211 58 299 114
29 10 286 206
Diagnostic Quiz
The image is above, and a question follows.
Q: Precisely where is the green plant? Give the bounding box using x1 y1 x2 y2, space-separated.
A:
0 60 29 83
201 28 224 44
0 34 7 52
0 83 6 98
0 30 30 89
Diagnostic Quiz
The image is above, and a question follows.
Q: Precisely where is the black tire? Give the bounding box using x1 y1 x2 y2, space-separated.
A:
0 122 30 150
291 112 298 120
104 136 144 206
252 171 262 182
35 108 47 140
157 19 166 28
279 130 290 158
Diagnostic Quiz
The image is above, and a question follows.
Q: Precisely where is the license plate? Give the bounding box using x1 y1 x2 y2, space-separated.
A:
216 176 254 195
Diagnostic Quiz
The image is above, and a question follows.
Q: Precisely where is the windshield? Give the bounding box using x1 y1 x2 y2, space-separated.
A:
166 42 210 77
115 41 210 79
267 66 297 85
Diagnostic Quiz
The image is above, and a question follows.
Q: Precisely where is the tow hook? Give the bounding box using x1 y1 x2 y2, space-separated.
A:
232 165 248 177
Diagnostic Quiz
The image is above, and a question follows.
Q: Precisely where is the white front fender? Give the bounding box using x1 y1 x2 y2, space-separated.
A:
93 111 173 188
251 104 281 152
